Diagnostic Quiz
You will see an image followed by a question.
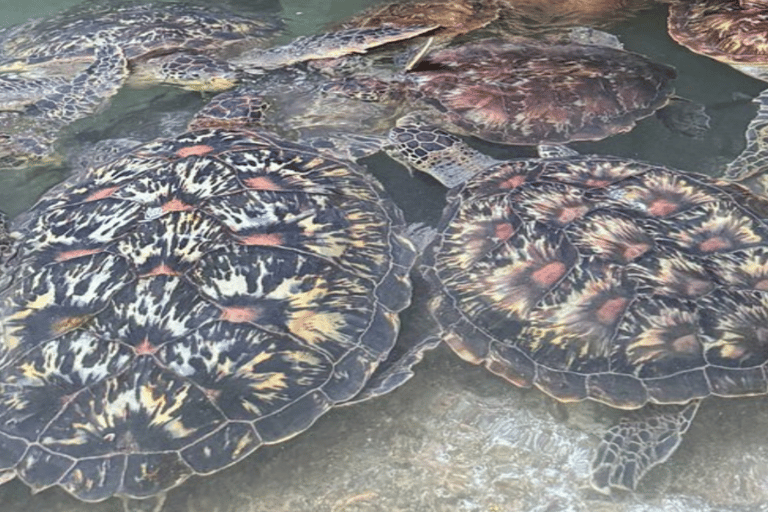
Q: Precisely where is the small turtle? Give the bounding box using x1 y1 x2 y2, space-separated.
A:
381 88 768 492
253 33 709 168
667 0 768 83
0 87 427 511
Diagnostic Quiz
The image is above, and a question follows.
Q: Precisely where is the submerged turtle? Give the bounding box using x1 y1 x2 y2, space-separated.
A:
667 0 768 83
0 87 426 511
255 33 708 170
0 2 278 91
0 3 433 171
0 42 129 170
381 88 768 491
0 2 435 92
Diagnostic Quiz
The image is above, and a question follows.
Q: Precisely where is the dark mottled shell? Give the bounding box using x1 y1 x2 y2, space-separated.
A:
0 128 415 501
408 39 677 144
424 155 768 409
668 0 768 81
0 3 279 66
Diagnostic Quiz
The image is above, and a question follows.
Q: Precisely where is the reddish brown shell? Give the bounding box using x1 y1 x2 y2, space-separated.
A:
424 154 768 410
496 0 655 35
408 39 677 144
668 0 768 80
335 0 500 41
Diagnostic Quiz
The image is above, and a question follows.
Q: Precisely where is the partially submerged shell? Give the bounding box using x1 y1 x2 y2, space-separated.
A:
405 38 679 144
0 2 280 76
667 0 768 82
334 0 501 42
424 154 768 409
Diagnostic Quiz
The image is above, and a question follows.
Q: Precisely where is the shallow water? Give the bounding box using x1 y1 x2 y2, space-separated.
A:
2 1 768 511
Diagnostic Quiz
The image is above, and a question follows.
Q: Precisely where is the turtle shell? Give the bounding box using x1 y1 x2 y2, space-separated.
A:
0 2 280 72
667 0 768 81
0 127 415 501
335 0 500 41
423 154 768 409
406 39 678 144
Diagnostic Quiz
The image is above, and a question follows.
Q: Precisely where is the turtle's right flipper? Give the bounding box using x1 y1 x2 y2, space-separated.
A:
591 400 700 493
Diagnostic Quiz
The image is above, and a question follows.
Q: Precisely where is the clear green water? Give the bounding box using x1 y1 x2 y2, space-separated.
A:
2 2 768 512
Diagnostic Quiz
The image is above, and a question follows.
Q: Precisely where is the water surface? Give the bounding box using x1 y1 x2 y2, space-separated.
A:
1 1 768 511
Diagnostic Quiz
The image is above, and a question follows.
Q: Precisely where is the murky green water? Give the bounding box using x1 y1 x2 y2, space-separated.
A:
2 1 768 511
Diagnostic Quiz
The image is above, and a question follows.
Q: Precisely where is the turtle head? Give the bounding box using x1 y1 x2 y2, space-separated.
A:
129 53 242 92
187 88 269 131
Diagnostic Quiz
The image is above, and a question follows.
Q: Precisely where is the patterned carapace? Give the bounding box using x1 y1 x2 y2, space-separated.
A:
0 126 415 503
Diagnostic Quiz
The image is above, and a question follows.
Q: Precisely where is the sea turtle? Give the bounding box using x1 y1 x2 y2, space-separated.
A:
0 86 426 511
251 33 708 174
377 88 768 492
667 0 768 83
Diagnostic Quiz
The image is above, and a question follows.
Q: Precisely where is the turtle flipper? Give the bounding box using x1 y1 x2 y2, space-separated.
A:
724 88 768 193
386 115 502 188
655 96 710 139
234 25 437 71
591 401 700 493
345 271 441 405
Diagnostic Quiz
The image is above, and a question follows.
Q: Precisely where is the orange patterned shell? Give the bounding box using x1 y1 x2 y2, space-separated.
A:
424 154 768 409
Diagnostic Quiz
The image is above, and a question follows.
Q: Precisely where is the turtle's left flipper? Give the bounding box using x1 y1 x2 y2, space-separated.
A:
591 400 701 493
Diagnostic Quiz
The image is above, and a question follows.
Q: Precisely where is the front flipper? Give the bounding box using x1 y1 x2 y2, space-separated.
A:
386 114 502 188
591 400 700 493
345 270 441 405
655 96 710 139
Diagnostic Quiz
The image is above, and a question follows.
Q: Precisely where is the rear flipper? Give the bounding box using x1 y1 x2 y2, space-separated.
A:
345 270 441 405
655 96 710 139
591 400 700 493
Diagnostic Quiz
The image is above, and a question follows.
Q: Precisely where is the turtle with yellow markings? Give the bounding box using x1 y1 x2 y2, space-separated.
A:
0 87 424 512
383 87 768 493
